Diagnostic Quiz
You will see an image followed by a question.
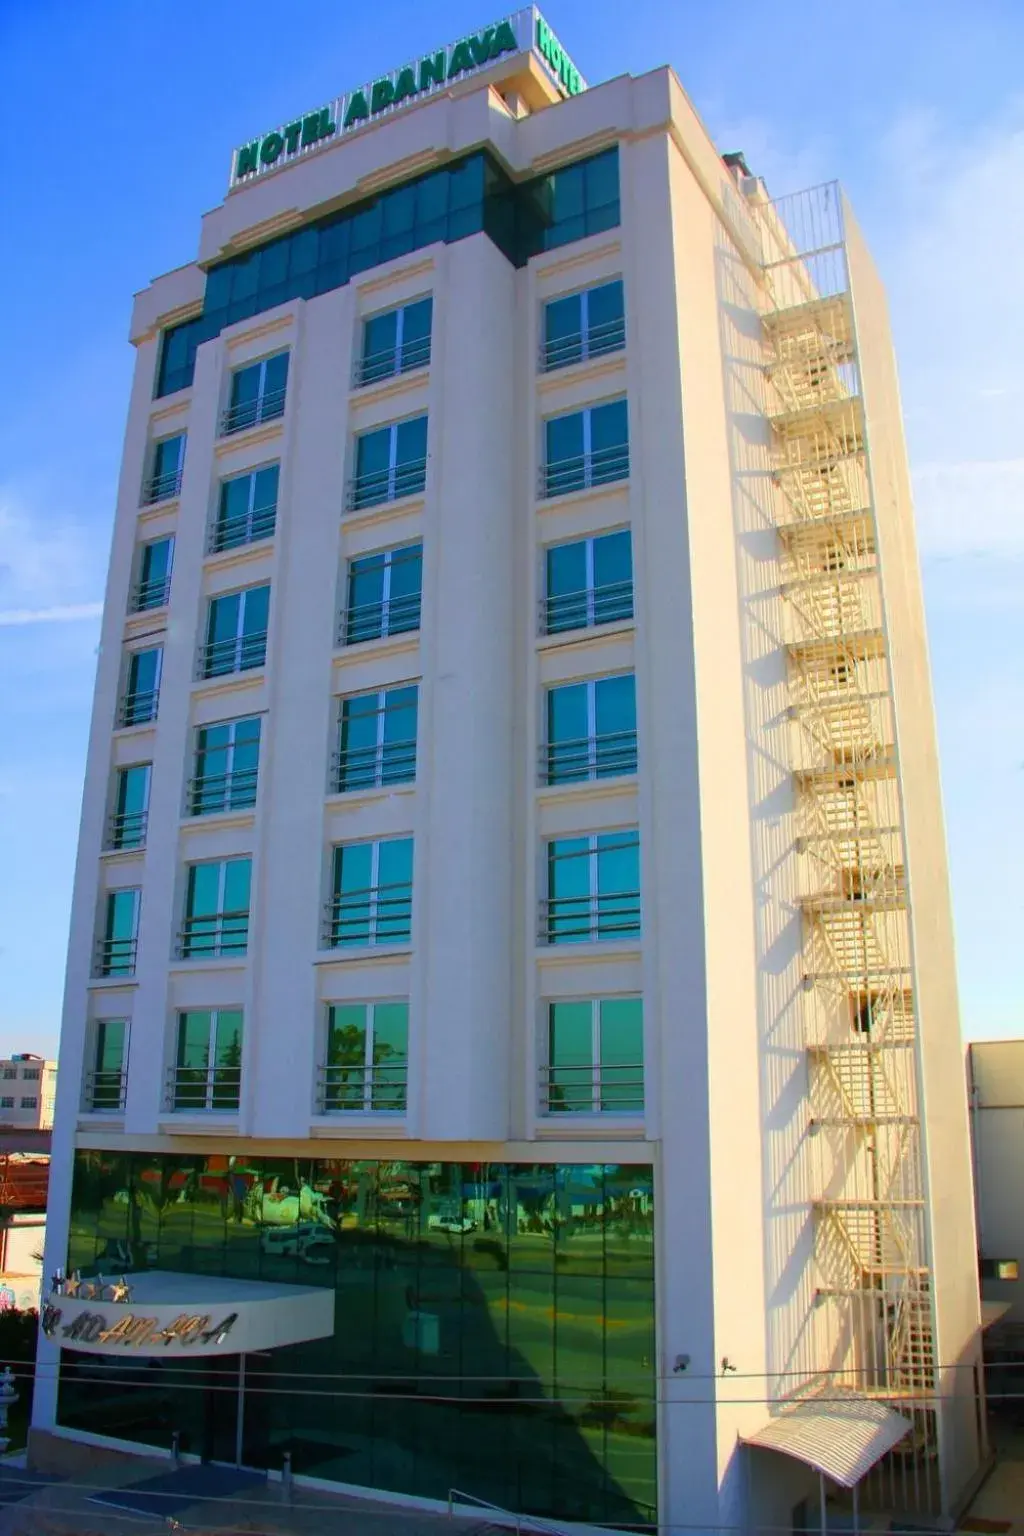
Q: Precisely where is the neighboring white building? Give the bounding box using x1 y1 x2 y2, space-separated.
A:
0 1056 56 1131
36 11 985 1530
969 1041 1024 1328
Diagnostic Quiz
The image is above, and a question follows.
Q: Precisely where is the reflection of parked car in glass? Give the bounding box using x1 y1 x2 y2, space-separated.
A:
427 1214 476 1234
259 1223 335 1264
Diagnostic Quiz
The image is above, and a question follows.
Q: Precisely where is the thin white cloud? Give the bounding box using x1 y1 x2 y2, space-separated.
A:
912 458 1024 559
0 602 103 627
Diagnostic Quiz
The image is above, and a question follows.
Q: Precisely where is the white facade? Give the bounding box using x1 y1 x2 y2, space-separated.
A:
38 22 985 1531
0 1056 56 1130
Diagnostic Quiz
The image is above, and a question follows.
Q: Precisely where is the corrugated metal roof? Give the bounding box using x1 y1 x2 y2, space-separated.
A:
742 1388 913 1488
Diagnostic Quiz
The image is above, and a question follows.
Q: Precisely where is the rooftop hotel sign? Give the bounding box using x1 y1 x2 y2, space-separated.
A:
230 7 585 188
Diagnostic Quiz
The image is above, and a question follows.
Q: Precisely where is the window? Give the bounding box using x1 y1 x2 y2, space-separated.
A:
0 1099 12 1111
189 717 261 815
142 433 185 503
334 686 418 792
20 1068 40 1081
211 464 279 552
180 858 251 958
321 1002 408 1111
199 585 270 677
545 674 637 784
221 352 289 435
87 1020 127 1112
543 399 629 497
342 543 422 645
19 1097 37 1110
350 416 428 509
170 1010 242 1111
108 764 151 850
118 647 162 727
544 529 633 634
358 297 432 385
326 837 413 947
1 1070 15 1081
130 536 174 611
156 149 620 397
542 280 625 371
544 831 641 944
544 998 644 1113
97 888 140 976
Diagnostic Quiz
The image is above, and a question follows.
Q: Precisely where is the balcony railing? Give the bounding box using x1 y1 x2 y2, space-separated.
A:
338 593 421 646
346 458 427 511
540 316 626 372
316 1061 408 1113
94 936 137 978
118 690 159 728
331 738 417 793
355 334 431 387
540 444 629 499
176 912 250 960
83 1069 127 1113
106 809 148 851
186 768 258 817
197 631 268 680
542 580 634 635
540 890 642 945
220 388 286 437
539 1062 644 1114
208 503 277 554
141 467 183 505
323 884 413 948
543 729 637 785
129 575 172 612
165 1065 241 1112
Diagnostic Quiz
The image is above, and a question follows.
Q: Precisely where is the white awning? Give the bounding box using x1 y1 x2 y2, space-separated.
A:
742 1388 913 1488
43 1271 335 1357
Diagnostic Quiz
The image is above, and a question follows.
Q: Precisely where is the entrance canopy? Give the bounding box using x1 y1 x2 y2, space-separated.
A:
742 1388 913 1488
43 1271 334 1357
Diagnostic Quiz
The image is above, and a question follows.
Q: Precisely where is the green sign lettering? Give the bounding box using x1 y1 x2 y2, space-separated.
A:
535 15 584 96
284 121 302 154
392 66 418 107
419 50 445 91
344 90 369 129
447 39 475 80
259 132 284 166
235 142 259 179
371 77 395 114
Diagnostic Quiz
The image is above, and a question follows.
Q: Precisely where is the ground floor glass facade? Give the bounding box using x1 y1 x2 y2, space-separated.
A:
58 1152 656 1525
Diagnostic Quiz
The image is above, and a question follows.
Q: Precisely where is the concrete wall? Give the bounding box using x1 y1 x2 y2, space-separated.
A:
970 1041 1024 1323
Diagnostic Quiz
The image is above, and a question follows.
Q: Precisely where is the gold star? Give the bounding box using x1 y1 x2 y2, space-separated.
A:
63 1275 81 1299
109 1278 133 1304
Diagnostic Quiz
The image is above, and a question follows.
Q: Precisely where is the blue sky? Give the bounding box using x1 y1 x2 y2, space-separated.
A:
0 0 1021 1055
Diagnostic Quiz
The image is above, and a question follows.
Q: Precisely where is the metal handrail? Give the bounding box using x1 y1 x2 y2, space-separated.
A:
355 334 431 387
141 468 182 505
186 767 259 817
197 631 268 679
129 575 171 612
541 579 633 635
118 689 159 728
539 443 629 499
83 1070 127 1113
106 809 148 850
542 728 637 784
539 890 642 944
346 457 427 511
447 1487 573 1536
317 1061 408 1112
539 1062 645 1114
176 912 250 959
338 592 421 646
323 884 413 947
220 387 286 436
165 1065 241 1112
331 738 417 793
539 315 625 372
94 937 137 978
208 503 277 554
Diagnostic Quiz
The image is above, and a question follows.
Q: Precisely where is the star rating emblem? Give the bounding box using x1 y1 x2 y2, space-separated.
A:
109 1277 133 1304
63 1273 81 1299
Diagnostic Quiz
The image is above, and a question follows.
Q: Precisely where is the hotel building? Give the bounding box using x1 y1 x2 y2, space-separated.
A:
34 11 986 1530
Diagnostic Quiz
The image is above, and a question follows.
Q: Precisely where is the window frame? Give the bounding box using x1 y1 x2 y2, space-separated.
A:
543 996 644 1115
130 535 175 612
542 830 641 945
321 1000 409 1112
179 857 252 959
210 463 280 553
333 685 419 793
142 433 186 504
85 1018 129 1113
544 672 637 784
357 295 433 386
542 398 630 499
188 716 261 816
97 887 141 977
199 584 271 679
107 762 152 850
349 415 429 510
541 278 625 372
169 1008 243 1111
543 528 634 635
325 836 414 949
342 542 423 645
221 352 289 436
119 646 163 728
